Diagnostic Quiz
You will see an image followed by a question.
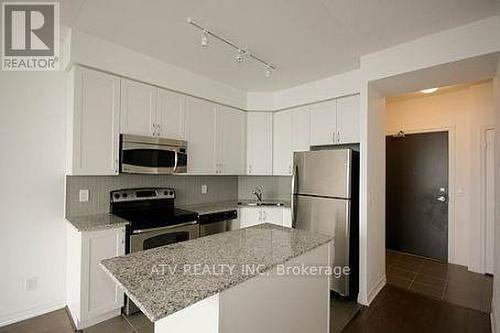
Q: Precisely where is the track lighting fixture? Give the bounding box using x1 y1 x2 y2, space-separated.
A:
187 17 276 78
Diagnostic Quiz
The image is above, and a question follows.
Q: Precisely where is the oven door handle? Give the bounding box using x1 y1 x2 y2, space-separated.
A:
132 221 198 234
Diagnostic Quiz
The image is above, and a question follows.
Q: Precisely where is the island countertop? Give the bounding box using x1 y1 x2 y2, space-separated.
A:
101 224 332 322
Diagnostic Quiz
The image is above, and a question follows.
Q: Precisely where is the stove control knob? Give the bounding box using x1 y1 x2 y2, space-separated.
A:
122 193 128 198
163 191 169 196
169 190 174 196
114 193 120 199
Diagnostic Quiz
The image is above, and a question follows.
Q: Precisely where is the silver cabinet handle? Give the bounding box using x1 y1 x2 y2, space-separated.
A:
152 123 156 136
337 130 341 143
332 131 336 143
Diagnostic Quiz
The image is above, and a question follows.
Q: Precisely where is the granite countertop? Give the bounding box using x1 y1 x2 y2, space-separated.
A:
66 214 129 232
179 199 291 215
101 224 332 322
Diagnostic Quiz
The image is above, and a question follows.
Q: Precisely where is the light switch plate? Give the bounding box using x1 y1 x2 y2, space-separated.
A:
201 185 208 194
79 189 89 202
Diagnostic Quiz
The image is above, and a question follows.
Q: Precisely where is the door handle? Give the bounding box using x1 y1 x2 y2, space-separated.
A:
437 196 447 202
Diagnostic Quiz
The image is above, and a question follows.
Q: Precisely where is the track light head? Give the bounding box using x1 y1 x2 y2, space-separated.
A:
235 49 244 63
201 30 209 47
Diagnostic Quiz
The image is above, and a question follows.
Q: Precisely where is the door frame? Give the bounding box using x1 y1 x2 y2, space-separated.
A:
386 126 456 263
480 125 495 274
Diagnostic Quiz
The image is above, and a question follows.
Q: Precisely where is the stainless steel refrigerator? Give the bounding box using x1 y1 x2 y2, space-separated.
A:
292 149 359 298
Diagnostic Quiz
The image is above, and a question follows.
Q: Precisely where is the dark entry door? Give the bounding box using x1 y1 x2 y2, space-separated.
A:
386 131 448 261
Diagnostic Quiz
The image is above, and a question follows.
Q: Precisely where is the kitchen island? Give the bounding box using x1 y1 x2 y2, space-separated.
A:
101 223 333 333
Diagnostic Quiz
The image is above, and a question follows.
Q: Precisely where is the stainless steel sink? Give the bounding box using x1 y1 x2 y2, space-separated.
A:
237 201 284 207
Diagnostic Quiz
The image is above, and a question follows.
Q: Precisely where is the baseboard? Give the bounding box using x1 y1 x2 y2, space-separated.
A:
366 275 386 305
0 301 66 328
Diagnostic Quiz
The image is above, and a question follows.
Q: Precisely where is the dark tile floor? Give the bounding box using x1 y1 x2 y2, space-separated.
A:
0 310 153 333
386 250 493 313
330 295 362 333
343 284 491 333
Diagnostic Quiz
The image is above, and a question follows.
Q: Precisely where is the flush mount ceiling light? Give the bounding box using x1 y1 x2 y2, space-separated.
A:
187 17 276 78
420 87 439 94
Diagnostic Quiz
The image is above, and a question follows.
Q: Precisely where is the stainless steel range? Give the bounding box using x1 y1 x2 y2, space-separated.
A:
110 187 198 315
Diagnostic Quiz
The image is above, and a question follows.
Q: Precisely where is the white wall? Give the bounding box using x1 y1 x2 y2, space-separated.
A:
246 69 362 111
385 82 495 270
361 16 500 82
358 84 387 305
492 58 500 333
0 71 67 326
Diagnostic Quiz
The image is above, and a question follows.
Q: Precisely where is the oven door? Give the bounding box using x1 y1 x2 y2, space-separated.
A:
129 222 199 253
121 141 186 174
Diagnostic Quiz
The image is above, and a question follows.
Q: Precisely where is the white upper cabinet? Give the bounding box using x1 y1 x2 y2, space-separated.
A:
336 95 360 144
273 110 293 176
185 97 217 174
273 107 311 176
156 89 186 139
120 79 156 136
67 67 120 176
292 106 311 152
216 106 246 175
246 112 273 175
310 95 360 146
310 99 337 146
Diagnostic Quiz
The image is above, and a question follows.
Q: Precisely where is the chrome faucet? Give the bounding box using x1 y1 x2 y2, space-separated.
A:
252 186 263 202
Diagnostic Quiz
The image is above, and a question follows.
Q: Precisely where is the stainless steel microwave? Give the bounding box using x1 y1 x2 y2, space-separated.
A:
120 134 188 174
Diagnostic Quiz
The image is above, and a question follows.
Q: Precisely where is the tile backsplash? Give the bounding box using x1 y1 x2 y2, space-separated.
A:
238 176 292 201
66 175 238 216
66 174 293 217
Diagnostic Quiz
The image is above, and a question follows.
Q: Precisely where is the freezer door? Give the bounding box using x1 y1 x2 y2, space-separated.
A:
293 150 352 199
294 194 351 295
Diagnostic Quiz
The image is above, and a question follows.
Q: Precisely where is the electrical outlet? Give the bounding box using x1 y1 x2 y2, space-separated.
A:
79 189 89 202
25 276 38 292
201 185 208 194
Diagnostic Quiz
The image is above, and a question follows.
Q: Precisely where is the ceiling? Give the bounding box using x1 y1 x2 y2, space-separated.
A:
61 0 500 92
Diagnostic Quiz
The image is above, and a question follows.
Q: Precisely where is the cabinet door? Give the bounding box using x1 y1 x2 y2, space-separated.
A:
217 106 246 175
310 99 337 146
273 110 293 175
337 95 360 144
293 106 311 152
83 228 125 319
71 67 120 175
185 97 217 174
246 112 273 175
157 89 186 139
120 79 156 136
239 207 262 228
261 207 283 226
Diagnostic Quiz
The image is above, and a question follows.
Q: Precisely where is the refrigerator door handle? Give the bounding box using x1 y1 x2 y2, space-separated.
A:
291 164 298 228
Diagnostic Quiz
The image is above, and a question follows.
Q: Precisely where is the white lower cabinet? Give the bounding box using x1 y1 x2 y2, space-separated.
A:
66 225 125 330
239 207 291 228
